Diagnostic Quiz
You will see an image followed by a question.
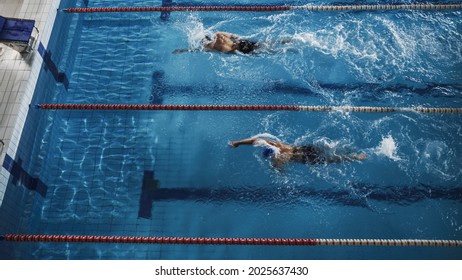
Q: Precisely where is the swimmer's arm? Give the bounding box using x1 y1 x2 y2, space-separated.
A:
172 48 206 54
228 138 259 148
271 159 285 172
174 49 221 55
229 138 287 148
172 49 191 54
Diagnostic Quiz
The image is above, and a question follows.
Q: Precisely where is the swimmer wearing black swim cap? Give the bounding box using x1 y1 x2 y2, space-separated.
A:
205 33 258 54
173 32 259 54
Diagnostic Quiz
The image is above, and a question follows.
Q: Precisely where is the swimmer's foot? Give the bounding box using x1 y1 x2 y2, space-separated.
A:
352 153 367 161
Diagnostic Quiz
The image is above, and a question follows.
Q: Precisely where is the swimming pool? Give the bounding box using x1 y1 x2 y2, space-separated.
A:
0 0 461 259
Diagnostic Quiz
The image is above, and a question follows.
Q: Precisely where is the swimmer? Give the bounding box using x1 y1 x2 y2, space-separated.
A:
173 32 260 54
229 137 366 171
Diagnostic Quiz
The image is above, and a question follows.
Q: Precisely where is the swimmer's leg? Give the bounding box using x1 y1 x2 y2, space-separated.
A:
352 153 367 161
275 38 293 44
172 49 191 54
324 153 366 163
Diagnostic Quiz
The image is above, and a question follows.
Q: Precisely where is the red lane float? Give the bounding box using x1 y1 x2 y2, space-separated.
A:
63 4 462 13
35 104 301 111
3 234 462 247
33 104 462 114
64 6 291 13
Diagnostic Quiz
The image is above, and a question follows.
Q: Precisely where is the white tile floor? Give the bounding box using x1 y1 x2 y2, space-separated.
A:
0 0 24 17
0 0 61 204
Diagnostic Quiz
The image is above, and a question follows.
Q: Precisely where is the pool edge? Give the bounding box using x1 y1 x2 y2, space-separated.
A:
0 0 61 205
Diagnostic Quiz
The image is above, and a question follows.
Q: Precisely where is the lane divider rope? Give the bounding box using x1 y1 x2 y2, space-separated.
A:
2 234 461 247
62 4 462 13
33 104 462 114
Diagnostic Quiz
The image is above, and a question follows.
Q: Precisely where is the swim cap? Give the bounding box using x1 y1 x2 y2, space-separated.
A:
262 147 275 158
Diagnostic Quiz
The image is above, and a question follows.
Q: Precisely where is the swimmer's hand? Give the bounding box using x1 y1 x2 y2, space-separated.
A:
228 141 239 148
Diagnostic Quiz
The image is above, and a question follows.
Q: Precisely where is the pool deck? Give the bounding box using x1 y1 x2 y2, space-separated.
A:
0 0 60 204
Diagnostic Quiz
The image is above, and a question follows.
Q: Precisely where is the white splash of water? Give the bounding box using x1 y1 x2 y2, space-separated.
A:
313 137 341 150
375 135 401 161
250 133 282 156
181 15 213 51
250 133 283 142
293 29 347 58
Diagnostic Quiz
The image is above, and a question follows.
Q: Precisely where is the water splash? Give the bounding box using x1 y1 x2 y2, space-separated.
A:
247 133 282 156
250 133 282 142
293 28 349 58
375 135 401 161
179 15 213 51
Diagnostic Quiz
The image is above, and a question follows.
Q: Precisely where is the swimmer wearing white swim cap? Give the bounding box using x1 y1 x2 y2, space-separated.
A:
229 136 366 171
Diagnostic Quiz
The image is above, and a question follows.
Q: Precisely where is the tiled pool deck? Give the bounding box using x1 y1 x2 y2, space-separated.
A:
0 0 60 205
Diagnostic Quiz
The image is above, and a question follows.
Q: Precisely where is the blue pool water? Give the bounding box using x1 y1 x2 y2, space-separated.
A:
1 0 462 259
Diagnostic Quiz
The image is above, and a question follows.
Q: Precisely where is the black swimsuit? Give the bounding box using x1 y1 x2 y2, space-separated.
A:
292 145 325 164
230 37 259 54
236 40 258 54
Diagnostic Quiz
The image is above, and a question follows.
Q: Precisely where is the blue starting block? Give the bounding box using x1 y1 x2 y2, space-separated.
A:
0 15 38 53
